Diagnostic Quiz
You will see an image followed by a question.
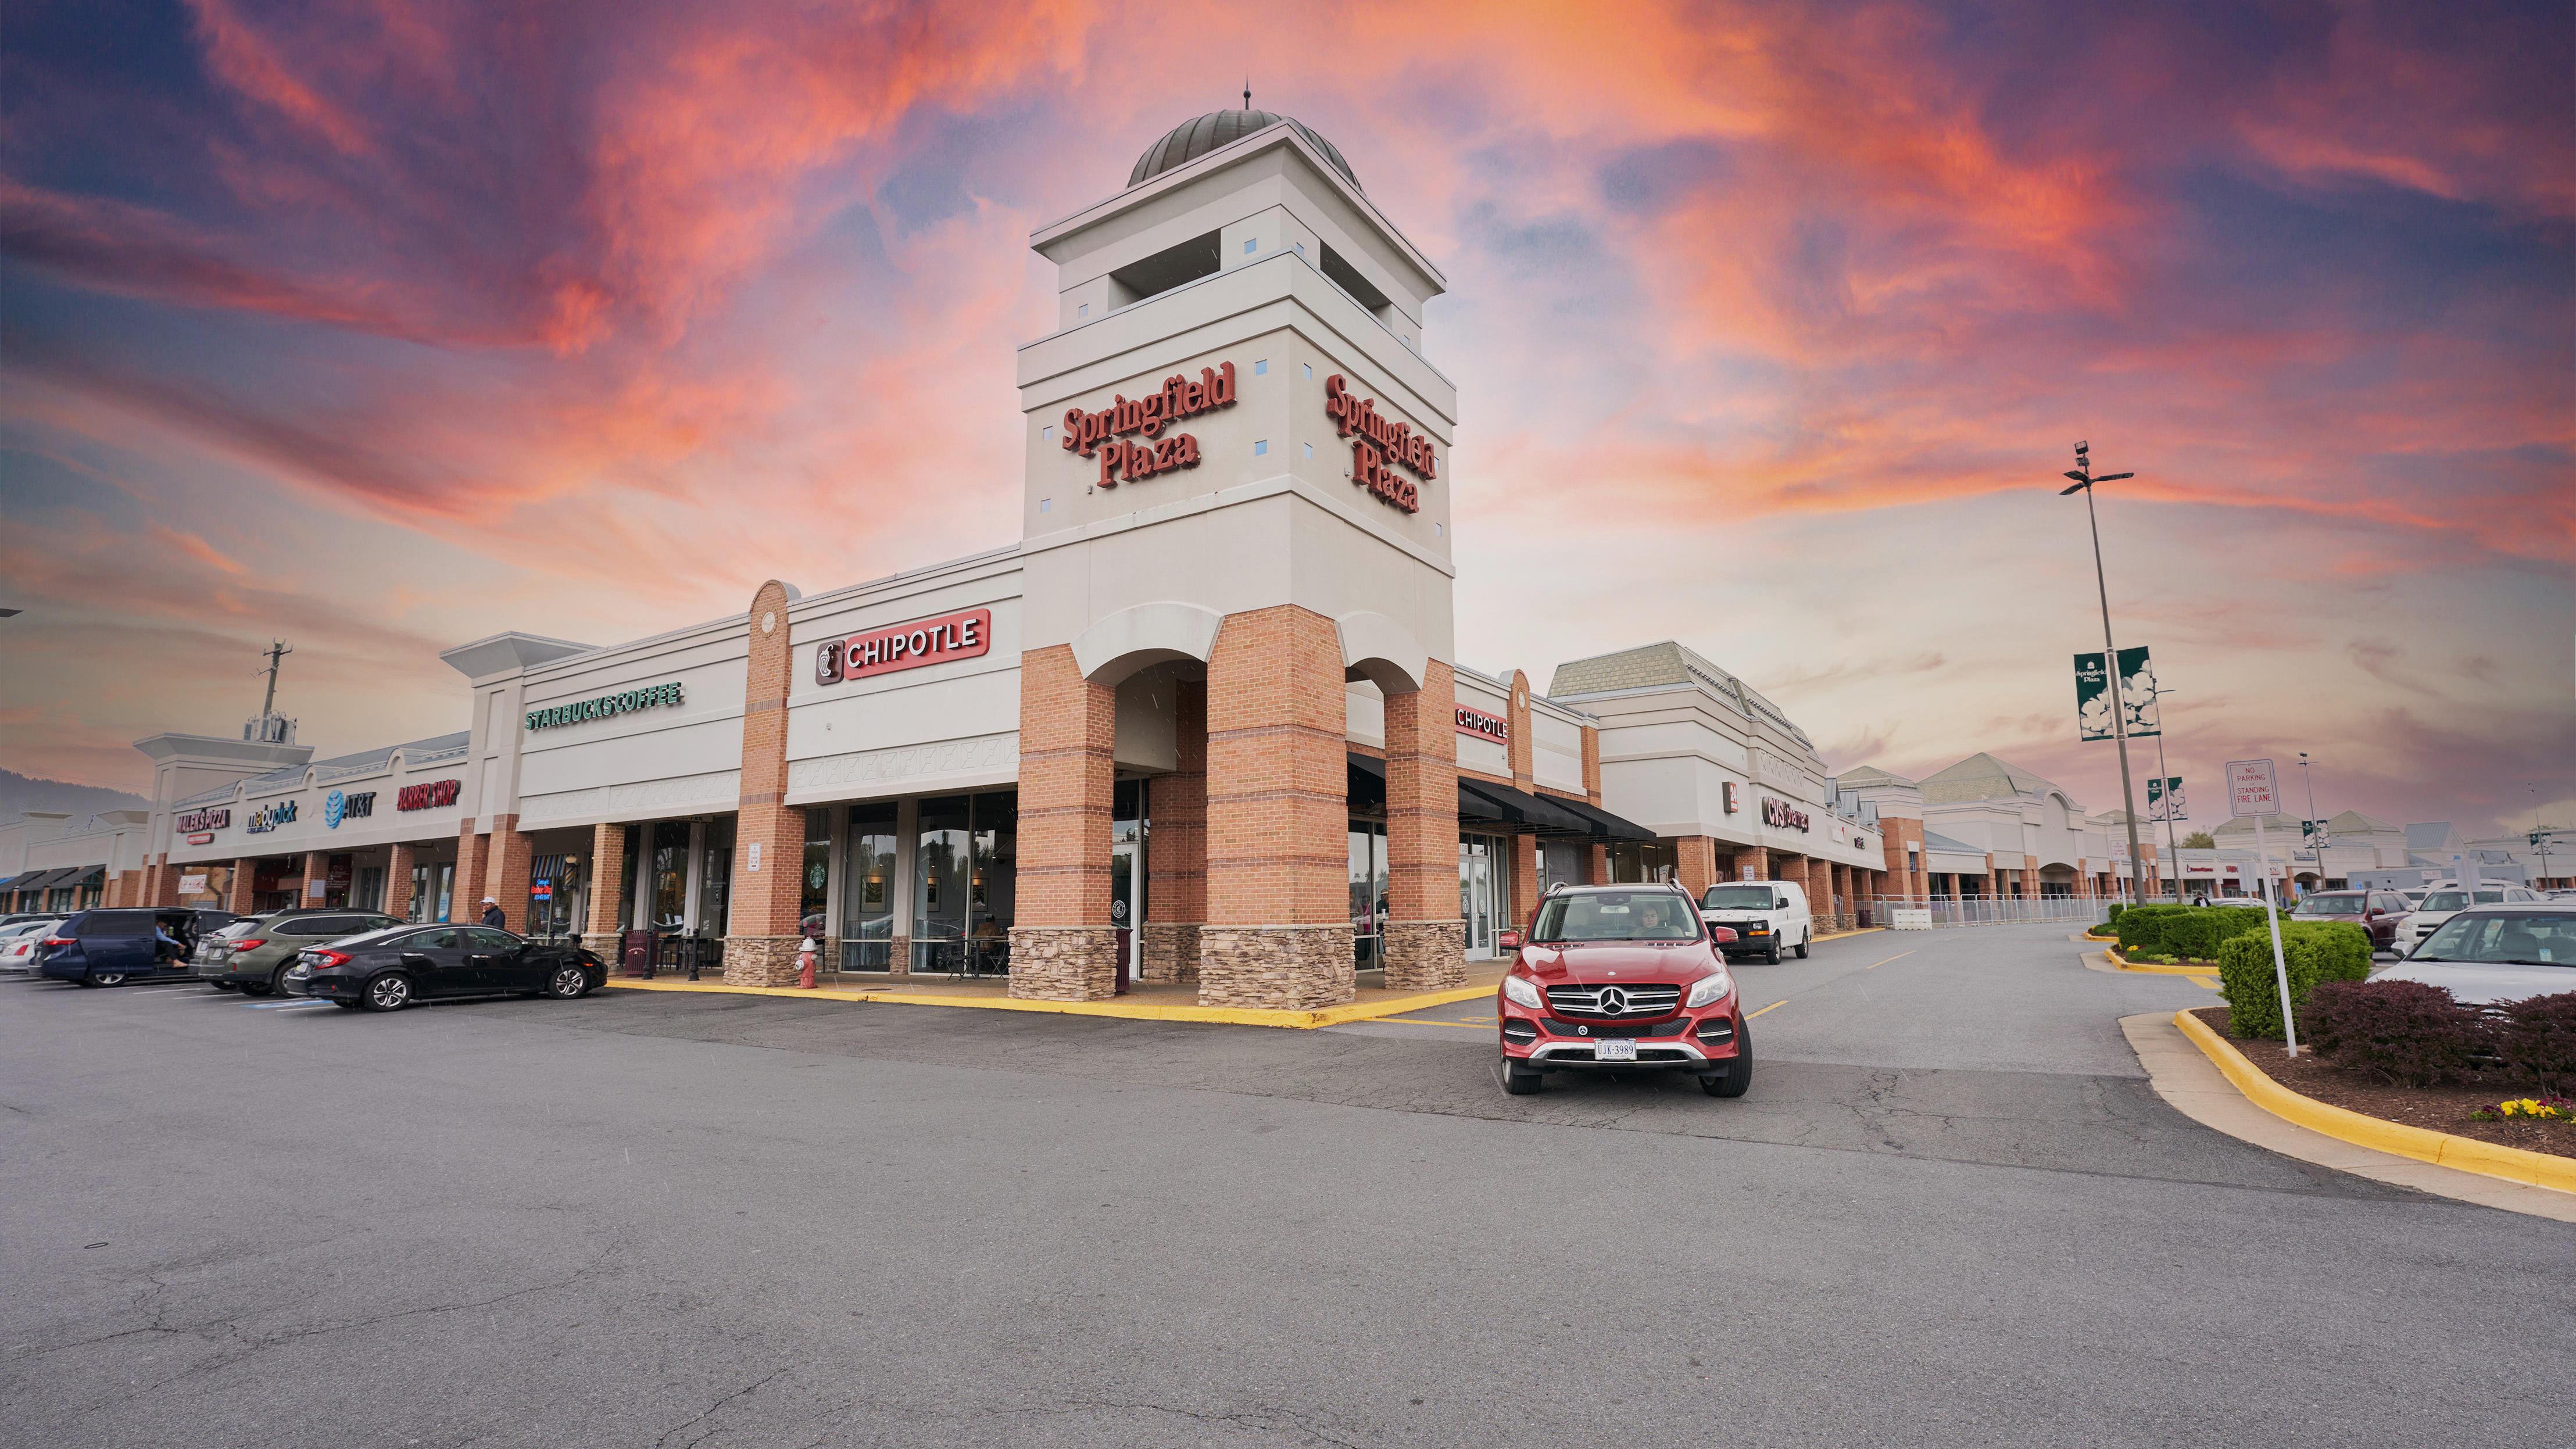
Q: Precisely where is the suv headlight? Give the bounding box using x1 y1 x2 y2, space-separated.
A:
1686 969 1734 1008
1501 974 1543 1009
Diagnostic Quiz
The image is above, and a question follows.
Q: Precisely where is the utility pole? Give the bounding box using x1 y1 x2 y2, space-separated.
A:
259 639 292 718
2060 442 2146 904
2150 690 2183 901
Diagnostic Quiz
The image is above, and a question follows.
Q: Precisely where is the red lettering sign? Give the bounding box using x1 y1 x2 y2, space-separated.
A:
1325 374 1434 514
397 779 462 812
1060 363 1236 489
817 609 993 685
1762 797 1812 833
1454 706 1509 743
177 807 231 833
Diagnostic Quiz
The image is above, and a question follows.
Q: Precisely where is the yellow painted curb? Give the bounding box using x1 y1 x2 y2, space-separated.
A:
2171 1010 2576 1195
599 975 1494 1031
1812 926 1887 942
2103 947 2221 976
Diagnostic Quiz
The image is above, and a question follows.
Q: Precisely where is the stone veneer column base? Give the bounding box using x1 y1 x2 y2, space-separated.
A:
1381 920 1467 992
1008 926 1118 1000
1197 924 1355 1010
1138 922 1203 983
721 935 803 987
581 933 624 968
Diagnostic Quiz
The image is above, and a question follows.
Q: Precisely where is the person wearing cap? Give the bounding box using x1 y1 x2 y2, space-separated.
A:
480 896 505 929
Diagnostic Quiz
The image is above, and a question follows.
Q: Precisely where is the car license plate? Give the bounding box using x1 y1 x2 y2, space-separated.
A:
1595 1038 1637 1062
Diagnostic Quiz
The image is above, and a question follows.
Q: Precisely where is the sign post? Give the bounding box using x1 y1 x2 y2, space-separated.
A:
2228 759 2299 1057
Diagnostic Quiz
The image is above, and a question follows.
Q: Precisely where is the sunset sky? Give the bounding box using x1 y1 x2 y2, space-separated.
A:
2 0 2568 838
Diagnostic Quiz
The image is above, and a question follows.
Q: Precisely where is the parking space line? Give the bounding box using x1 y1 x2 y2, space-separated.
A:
1864 950 1916 970
245 999 332 1010
1746 1000 1786 1019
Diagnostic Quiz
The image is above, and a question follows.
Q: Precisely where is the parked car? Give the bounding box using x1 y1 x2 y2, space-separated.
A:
2395 885 2543 953
2287 889 2414 954
2373 903 2576 1005
1494 883 1749 1098
0 918 66 975
1697 879 1813 964
285 924 606 1011
193 908 405 996
35 908 239 987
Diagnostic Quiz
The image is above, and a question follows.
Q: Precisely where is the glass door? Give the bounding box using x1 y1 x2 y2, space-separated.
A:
1460 838 1497 958
1109 836 1139 991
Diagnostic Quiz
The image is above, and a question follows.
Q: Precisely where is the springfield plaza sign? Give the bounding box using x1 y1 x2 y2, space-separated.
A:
528 682 683 731
1058 363 1236 489
1324 374 1434 513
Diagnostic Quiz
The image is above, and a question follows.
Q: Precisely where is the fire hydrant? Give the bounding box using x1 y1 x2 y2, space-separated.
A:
796 933 819 989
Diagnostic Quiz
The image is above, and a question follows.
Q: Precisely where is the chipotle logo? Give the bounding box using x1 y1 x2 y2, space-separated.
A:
1762 797 1811 833
817 609 991 685
1325 374 1434 514
398 779 462 812
1059 363 1236 489
1454 706 1508 743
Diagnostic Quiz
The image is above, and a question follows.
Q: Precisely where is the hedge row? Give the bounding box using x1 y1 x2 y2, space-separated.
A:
2214 920 2374 1039
2119 903 2271 961
2305 983 2576 1092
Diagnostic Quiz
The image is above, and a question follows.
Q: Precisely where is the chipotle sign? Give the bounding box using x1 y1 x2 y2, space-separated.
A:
817 609 991 684
1454 706 1508 743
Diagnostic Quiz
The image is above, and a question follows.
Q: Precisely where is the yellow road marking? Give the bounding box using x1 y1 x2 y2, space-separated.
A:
1747 1000 1786 1019
1864 950 1917 971
2189 974 2220 990
1383 1015 1495 1029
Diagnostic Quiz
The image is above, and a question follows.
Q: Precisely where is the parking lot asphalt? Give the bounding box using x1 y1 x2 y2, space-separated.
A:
3 926 2568 1448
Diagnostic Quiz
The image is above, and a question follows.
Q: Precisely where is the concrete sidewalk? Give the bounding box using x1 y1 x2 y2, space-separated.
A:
602 965 1505 1030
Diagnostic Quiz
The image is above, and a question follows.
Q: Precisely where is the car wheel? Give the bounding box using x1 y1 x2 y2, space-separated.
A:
1764 940 1780 965
1794 931 1810 960
240 976 272 997
362 973 413 1011
89 971 127 988
271 966 300 998
1701 1025 1754 1098
1501 1058 1544 1095
546 965 589 1000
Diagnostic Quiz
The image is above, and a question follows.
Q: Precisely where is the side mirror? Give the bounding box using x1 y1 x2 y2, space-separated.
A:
1497 929 1522 951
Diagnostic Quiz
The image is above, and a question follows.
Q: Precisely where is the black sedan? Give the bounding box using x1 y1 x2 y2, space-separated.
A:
286 924 606 1011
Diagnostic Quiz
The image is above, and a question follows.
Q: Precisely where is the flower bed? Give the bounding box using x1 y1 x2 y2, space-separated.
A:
2191 1004 2575 1161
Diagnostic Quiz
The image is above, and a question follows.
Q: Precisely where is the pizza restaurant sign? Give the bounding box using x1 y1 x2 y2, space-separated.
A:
1058 363 1236 489
177 807 231 833
817 609 992 685
1325 374 1434 514
1762 797 1811 833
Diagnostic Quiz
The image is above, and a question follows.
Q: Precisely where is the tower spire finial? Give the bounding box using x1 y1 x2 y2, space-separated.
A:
1243 78 1251 110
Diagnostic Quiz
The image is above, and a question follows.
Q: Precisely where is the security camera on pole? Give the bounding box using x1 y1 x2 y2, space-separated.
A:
2227 758 2301 1057
2059 442 2148 903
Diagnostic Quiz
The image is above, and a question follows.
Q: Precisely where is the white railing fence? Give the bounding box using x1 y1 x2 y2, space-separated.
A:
1870 895 2113 929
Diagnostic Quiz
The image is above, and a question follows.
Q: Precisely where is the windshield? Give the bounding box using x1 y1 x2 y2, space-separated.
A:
1701 886 1779 911
1531 892 1704 944
2413 912 2576 967
2419 889 2506 912
2292 893 2365 916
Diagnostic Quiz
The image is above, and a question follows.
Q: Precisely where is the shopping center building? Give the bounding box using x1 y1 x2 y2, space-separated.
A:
84 109 1914 1003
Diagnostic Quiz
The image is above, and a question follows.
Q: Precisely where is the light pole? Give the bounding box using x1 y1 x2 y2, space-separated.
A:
2298 751 2324 893
2061 441 2148 905
2149 688 2183 901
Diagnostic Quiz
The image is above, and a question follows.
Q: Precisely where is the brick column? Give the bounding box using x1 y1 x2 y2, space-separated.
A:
486 815 534 933
1676 836 1718 898
1140 680 1207 983
1382 660 1463 992
1198 606 1353 1009
1834 862 1853 928
455 828 489 919
1737 845 1769 882
294 850 325 910
583 822 626 958
385 842 418 922
1582 724 1602 804
1588 842 1611 885
226 858 257 914
1012 643 1118 1000
725 580 808 987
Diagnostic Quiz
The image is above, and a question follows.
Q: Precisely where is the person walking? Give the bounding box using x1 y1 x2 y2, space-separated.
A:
480 896 505 929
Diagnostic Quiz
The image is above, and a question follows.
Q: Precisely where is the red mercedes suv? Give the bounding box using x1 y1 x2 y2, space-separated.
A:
1496 882 1751 1098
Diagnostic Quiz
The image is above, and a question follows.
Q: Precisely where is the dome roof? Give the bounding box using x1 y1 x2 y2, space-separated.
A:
1129 109 1359 192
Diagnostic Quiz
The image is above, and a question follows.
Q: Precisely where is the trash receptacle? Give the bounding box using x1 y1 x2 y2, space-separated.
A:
620 928 652 978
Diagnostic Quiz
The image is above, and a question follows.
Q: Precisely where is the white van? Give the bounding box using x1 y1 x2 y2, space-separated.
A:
1700 881 1813 964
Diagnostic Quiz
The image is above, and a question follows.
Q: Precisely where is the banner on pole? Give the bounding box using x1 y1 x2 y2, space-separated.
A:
2145 775 2187 821
2074 646 2159 741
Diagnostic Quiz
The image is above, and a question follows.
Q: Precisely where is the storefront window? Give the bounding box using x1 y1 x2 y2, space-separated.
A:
353 866 385 913
651 822 690 931
1609 841 1677 884
1540 839 1589 892
843 803 899 970
697 818 734 937
1460 836 1502 957
798 808 831 929
970 791 1018 947
434 861 455 922
528 853 574 940
913 796 971 973
1349 822 1387 968
617 824 641 931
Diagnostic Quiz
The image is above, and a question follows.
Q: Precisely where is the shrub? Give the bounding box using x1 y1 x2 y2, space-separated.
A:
2216 920 2374 1039
2493 993 2576 1096
2106 904 2126 927
2117 904 2188 955
2163 906 2269 962
2305 980 2486 1085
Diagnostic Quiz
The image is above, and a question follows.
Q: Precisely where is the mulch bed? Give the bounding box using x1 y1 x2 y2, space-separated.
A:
2190 1006 2573 1160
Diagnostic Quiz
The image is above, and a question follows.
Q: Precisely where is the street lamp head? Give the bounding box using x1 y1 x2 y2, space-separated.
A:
2094 471 2133 482
2058 482 2088 495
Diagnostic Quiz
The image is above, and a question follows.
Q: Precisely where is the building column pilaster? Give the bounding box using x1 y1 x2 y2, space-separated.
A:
1382 660 1464 992
1011 643 1119 1000
725 580 810 988
1140 681 1206 984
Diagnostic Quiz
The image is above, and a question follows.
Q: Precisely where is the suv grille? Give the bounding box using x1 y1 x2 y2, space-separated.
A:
1544 1017 1687 1037
1544 983 1683 1019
